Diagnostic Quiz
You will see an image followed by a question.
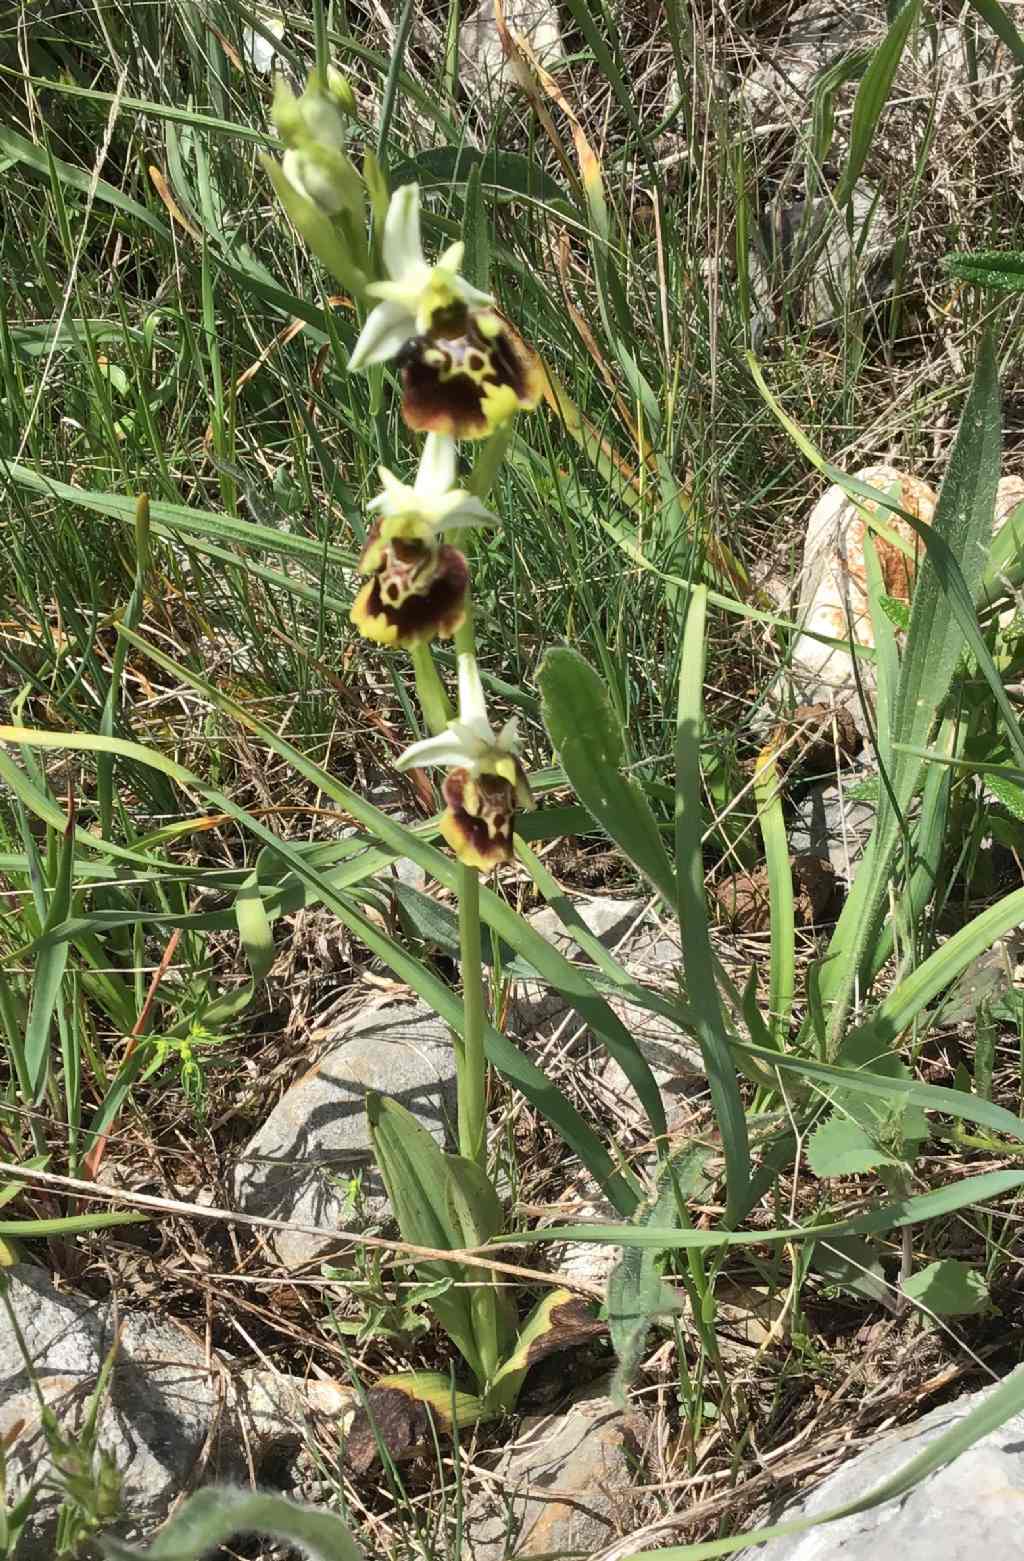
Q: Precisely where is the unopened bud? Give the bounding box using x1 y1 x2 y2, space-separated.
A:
327 66 357 116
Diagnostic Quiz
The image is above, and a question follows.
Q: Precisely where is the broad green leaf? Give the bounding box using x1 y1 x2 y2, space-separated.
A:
444 1156 504 1247
945 249 1024 291
444 1155 516 1379
607 1147 707 1401
810 1233 891 1305
540 646 677 907
366 1094 485 1382
390 146 566 205
984 770 1024 820
100 1488 364 1560
234 869 275 984
675 588 750 1225
806 1116 900 1178
902 1258 989 1317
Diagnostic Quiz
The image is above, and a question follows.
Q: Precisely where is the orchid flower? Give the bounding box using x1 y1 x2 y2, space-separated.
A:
347 186 544 438
350 437 493 648
348 186 493 371
395 654 533 870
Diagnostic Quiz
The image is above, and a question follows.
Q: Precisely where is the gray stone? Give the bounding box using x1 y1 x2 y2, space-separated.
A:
740 3 877 123
788 779 875 880
748 181 895 336
735 1380 1024 1560
516 897 701 1109
0 1268 359 1557
231 1000 458 1268
527 894 650 955
0 1265 232 1557
465 1377 649 1559
459 0 562 92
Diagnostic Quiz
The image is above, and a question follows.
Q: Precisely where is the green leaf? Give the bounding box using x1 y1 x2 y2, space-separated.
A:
511 1168 1024 1253
1 459 349 571
444 1154 516 1380
607 1148 707 1401
100 1488 365 1560
820 328 1003 1044
806 1116 901 1177
366 1093 486 1383
390 146 566 205
985 770 1024 820
0 1212 148 1238
945 249 1024 291
753 752 794 1048
3 705 641 1218
902 1259 989 1317
962 0 1024 67
461 159 490 293
24 806 75 1102
878 592 911 631
234 869 275 984
835 0 920 207
810 1234 891 1305
674 588 750 1225
540 647 677 907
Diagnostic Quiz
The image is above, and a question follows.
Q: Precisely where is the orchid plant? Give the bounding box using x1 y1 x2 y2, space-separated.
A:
263 68 584 1436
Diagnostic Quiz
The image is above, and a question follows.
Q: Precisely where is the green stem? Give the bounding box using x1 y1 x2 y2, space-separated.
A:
457 860 487 1167
467 423 515 501
409 641 452 736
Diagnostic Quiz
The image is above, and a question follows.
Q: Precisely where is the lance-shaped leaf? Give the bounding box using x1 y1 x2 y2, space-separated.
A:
100 1488 365 1559
343 1370 493 1474
540 646 677 906
367 1093 488 1384
25 799 76 1102
444 1154 517 1380
489 1287 607 1410
608 1146 709 1402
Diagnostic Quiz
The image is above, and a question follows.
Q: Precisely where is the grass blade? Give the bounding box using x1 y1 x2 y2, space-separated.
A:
835 0 920 206
675 587 750 1224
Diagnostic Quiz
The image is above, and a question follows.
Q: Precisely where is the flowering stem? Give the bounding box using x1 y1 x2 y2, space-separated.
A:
456 860 487 1166
409 641 452 736
445 607 489 1166
467 423 515 502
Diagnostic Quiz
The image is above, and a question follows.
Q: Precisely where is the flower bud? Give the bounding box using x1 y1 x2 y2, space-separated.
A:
326 66 358 116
